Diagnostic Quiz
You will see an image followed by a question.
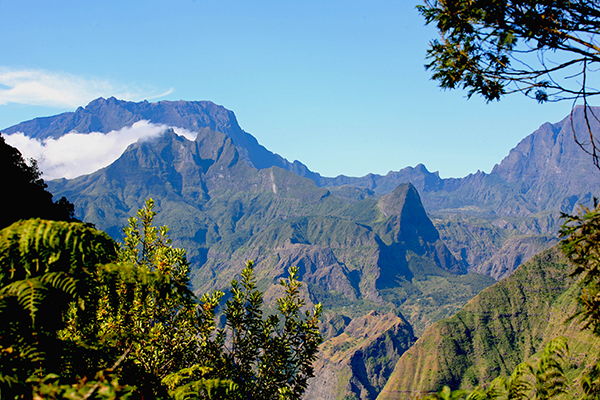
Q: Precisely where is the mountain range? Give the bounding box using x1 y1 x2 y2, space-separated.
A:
8 98 598 282
3 98 600 400
3 96 320 180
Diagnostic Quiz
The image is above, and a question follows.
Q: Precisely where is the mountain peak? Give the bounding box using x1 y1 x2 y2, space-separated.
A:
377 183 423 218
490 107 599 186
377 183 443 245
3 97 321 182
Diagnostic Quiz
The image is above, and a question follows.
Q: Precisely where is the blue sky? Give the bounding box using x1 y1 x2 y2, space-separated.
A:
0 0 579 178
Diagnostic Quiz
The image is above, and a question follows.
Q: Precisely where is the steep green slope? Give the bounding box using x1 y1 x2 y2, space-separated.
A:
377 247 600 399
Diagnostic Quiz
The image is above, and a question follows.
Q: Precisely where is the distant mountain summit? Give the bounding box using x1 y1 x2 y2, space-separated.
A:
5 97 241 139
3 97 319 179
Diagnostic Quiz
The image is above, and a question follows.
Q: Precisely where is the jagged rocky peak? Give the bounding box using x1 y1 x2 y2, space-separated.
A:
491 107 598 182
377 183 423 217
377 183 440 243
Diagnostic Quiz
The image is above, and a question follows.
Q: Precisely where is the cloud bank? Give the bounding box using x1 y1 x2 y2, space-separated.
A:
0 67 173 108
4 121 197 180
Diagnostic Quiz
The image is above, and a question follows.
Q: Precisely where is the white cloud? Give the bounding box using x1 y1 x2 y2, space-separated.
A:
171 126 198 141
4 121 196 180
0 67 173 108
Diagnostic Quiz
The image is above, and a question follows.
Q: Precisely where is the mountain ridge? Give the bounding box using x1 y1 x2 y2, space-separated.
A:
6 98 598 221
3 97 320 179
9 97 600 281
10 97 599 282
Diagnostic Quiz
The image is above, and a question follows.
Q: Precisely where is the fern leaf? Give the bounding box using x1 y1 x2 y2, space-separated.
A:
40 271 78 297
0 278 46 326
0 219 116 295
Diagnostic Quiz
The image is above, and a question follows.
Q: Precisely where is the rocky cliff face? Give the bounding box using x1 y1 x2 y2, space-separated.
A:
318 106 600 220
305 311 415 400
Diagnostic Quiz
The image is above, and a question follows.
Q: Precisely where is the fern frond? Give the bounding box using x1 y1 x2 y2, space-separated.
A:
0 278 46 326
40 271 78 297
0 219 117 286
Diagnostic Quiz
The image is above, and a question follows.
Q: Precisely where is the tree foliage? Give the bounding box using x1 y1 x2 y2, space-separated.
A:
1 134 76 229
164 260 322 400
0 199 322 400
418 0 600 102
560 201 600 336
417 0 600 166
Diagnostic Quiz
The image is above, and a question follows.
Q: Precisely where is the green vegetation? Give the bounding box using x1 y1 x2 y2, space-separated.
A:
391 202 600 400
0 134 75 229
0 199 322 399
0 218 121 399
377 246 594 399
424 338 570 400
